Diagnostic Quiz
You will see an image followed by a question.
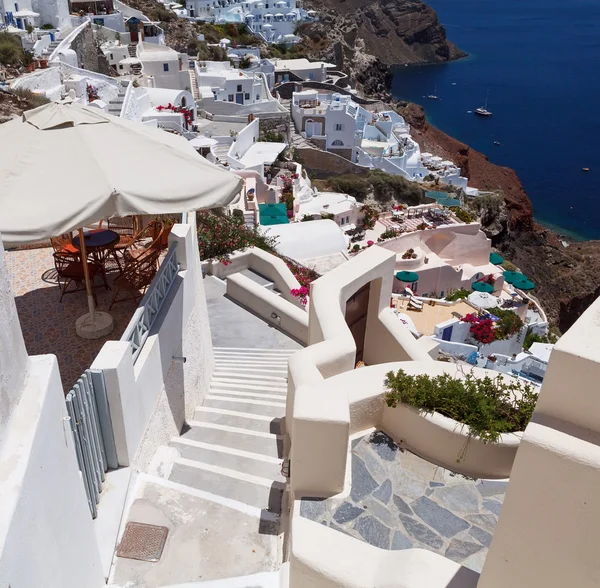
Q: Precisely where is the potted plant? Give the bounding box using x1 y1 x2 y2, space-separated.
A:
247 192 255 202
23 50 35 72
152 215 177 248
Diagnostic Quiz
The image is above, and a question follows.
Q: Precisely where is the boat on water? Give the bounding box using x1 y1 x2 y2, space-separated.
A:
494 141 501 145
475 89 492 117
427 84 439 100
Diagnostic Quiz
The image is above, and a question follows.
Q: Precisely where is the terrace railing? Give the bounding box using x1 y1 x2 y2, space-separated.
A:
121 242 180 362
65 369 118 518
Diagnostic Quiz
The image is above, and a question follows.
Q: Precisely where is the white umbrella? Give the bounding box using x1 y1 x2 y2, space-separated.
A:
0 102 242 337
468 291 500 310
189 135 217 149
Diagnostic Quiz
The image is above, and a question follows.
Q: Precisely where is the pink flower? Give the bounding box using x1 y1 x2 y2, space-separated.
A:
367 240 374 247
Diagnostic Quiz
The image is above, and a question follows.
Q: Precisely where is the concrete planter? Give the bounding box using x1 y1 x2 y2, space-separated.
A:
381 402 522 479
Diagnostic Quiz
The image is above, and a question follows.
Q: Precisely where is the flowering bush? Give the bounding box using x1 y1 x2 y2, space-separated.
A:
360 204 379 230
86 84 100 102
479 274 496 286
416 222 428 231
367 240 374 247
461 314 495 345
402 248 416 259
156 102 194 126
290 285 309 306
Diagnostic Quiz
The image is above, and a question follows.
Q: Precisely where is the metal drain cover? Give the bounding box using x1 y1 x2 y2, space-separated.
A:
116 522 169 562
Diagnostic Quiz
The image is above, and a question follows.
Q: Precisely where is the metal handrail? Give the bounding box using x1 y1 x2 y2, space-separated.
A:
121 242 180 362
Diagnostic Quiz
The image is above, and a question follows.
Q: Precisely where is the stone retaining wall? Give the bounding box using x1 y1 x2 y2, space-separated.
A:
296 147 370 178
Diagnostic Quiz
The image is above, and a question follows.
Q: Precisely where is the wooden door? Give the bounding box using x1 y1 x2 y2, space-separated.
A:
345 283 370 363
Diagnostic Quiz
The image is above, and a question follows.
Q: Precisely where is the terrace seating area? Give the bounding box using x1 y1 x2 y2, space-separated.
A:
4 216 171 390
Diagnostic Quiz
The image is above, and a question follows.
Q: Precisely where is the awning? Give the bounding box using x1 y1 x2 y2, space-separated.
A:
395 271 419 283
490 252 504 265
472 281 494 293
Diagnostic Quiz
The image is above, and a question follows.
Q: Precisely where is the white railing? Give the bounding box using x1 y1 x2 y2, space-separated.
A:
121 242 180 362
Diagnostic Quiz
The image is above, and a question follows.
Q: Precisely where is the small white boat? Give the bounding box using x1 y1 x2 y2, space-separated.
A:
427 84 439 100
475 89 492 117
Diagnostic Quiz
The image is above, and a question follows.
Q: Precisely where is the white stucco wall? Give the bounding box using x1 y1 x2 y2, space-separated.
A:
0 356 104 587
0 240 28 434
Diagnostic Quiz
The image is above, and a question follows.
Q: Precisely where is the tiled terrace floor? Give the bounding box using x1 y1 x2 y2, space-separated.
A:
301 431 506 574
5 246 140 391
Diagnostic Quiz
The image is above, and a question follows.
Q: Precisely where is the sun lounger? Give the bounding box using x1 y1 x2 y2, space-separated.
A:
408 301 423 312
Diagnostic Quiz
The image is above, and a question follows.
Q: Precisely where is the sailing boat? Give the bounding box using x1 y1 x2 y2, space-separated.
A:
475 89 492 117
427 84 439 100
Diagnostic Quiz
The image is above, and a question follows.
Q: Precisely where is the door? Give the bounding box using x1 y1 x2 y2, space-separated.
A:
345 283 370 363
236 93 244 104
441 326 453 341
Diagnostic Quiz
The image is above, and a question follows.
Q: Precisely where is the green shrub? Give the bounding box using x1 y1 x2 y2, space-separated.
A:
260 129 284 143
12 88 50 108
301 214 314 222
328 175 370 201
0 32 25 66
489 307 524 340
445 288 470 302
384 369 538 443
501 259 518 272
450 207 475 224
320 212 334 220
368 169 424 206
523 330 550 351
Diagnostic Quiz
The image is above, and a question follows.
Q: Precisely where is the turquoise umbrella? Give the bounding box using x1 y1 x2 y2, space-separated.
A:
503 271 526 284
472 281 494 293
396 271 419 283
489 252 504 265
513 278 535 291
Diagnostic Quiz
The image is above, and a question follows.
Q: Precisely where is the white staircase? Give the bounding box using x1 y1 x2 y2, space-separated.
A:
107 84 127 117
167 347 294 516
189 68 200 101
211 142 231 165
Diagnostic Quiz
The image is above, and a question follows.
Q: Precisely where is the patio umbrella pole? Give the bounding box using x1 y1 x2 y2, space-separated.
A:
78 228 96 321
75 228 115 340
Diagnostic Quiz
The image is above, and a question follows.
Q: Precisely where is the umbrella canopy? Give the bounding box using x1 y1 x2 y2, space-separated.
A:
489 252 504 265
503 271 526 284
0 102 243 246
513 278 535 291
396 271 419 283
472 281 494 293
468 291 499 310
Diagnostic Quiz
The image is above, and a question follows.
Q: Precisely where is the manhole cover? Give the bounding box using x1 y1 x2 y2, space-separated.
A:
116 522 169 562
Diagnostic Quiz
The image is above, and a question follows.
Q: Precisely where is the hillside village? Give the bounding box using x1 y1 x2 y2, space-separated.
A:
1 2 590 588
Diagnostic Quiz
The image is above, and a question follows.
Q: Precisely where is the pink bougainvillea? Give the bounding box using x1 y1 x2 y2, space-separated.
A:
367 240 374 247
290 285 309 306
461 313 495 345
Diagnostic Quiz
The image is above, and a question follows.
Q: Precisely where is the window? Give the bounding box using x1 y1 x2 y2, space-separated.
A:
163 63 169 72
346 216 349 223
245 92 250 100
228 94 234 102
119 64 123 70
340 217 344 225
256 94 260 101
335 123 344 131
14 2 19 11
308 72 314 80
331 139 344 147
110 53 113 60
237 84 242 92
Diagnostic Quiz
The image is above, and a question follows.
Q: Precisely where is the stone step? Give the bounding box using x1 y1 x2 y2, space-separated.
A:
170 436 284 480
210 380 287 393
202 397 286 418
209 389 286 403
183 421 283 458
213 347 297 354
193 406 281 434
212 370 287 382
169 459 284 511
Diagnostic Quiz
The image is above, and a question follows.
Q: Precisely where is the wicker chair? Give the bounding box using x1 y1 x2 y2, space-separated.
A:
50 233 80 255
123 221 164 265
53 251 108 302
109 249 160 309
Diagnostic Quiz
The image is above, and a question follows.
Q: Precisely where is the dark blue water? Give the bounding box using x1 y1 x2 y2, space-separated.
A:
391 0 600 240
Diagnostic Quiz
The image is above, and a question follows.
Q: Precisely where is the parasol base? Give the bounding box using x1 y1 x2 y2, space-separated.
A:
76 311 114 340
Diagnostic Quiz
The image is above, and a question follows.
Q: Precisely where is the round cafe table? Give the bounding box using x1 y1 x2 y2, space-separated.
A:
71 229 120 251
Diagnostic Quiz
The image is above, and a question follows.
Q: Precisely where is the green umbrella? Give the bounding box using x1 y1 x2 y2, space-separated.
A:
472 281 494 293
489 252 504 265
503 271 526 284
513 278 535 291
396 271 419 283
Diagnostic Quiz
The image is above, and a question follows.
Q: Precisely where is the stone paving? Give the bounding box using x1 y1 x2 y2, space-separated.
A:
300 431 507 573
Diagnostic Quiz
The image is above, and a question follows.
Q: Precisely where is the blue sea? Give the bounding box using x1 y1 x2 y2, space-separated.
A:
391 0 600 240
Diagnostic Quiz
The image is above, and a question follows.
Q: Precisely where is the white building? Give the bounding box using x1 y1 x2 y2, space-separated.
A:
271 57 336 84
291 89 468 188
137 42 191 91
298 191 361 230
184 0 307 43
196 60 285 115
